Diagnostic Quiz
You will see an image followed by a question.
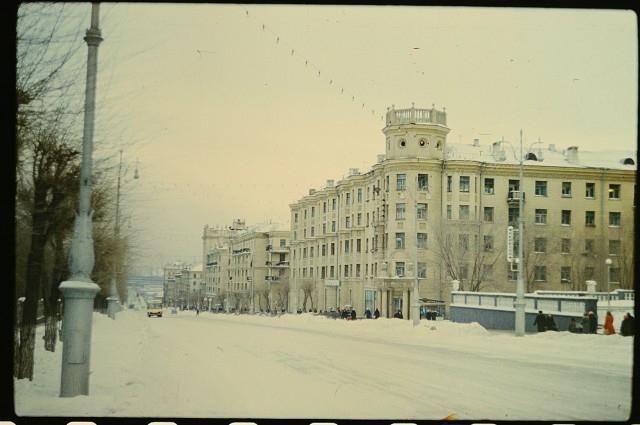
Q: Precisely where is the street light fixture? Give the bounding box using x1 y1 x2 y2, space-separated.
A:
605 258 612 310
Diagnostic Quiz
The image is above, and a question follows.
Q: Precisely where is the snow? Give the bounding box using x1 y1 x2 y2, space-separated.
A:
13 308 635 422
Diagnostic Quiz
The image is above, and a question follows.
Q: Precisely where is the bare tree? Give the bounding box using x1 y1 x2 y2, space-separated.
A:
300 281 316 311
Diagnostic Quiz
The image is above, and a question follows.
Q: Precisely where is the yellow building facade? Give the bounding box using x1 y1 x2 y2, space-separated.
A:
289 105 636 319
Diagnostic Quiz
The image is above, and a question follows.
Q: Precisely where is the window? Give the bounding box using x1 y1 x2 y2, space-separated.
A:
609 239 621 256
417 203 428 220
584 239 594 255
459 176 470 192
321 244 326 256
397 174 406 191
294 213 298 223
509 207 520 224
344 240 350 254
322 223 326 234
321 267 326 279
396 203 406 220
395 261 405 277
417 262 427 278
535 209 547 224
609 212 621 227
482 264 493 279
447 176 452 192
310 246 314 257
508 264 518 281
459 205 470 221
534 266 547 281
447 205 452 219
356 264 361 277
562 182 572 197
610 268 621 283
323 201 327 213
561 238 571 254
303 247 307 258
535 181 547 196
330 266 335 278
534 238 547 253
331 221 336 232
460 264 469 280
346 192 351 205
586 182 595 198
418 174 429 190
357 213 362 226
395 233 405 249
330 243 335 255
417 233 428 249
332 198 337 210
484 178 494 194
609 184 620 199
484 207 494 222
345 216 351 228
356 238 362 253
483 235 494 252
561 267 572 283
357 188 362 203
280 239 286 247
344 265 349 278
304 209 307 219
561 210 571 225
459 234 469 251
585 211 595 226
585 267 595 281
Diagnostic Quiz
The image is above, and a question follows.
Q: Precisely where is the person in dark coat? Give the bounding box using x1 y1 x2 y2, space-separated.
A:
394 310 403 319
546 314 558 331
588 310 598 334
350 309 357 321
581 313 590 334
373 308 380 319
533 311 546 332
620 312 635 337
364 309 372 319
568 318 577 333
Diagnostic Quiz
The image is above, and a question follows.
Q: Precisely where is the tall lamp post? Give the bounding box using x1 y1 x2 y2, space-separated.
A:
605 258 612 310
59 3 103 397
514 130 526 337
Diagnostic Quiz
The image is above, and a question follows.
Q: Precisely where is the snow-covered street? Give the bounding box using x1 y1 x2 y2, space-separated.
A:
14 308 634 421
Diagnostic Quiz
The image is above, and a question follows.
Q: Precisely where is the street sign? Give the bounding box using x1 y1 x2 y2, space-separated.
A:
507 226 514 263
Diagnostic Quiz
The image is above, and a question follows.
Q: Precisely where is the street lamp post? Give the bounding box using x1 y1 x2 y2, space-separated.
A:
514 130 526 337
59 3 102 397
605 258 612 310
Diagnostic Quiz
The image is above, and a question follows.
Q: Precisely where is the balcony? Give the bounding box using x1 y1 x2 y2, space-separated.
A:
507 191 525 204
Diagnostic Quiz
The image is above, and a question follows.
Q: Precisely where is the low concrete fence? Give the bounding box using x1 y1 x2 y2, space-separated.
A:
450 291 600 333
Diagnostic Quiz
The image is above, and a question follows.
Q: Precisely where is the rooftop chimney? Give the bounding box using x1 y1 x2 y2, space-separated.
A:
566 146 579 164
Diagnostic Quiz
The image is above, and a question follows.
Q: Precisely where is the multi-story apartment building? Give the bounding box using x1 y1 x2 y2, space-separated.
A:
289 104 636 320
163 262 202 309
203 220 290 313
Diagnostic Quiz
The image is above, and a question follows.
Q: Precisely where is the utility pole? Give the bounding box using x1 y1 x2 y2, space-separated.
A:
514 129 526 337
107 150 123 319
59 2 103 397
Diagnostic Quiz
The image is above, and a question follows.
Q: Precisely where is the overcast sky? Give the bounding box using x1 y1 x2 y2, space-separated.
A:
46 4 638 273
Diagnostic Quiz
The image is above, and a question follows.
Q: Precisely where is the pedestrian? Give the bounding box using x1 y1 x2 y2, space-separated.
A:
196 306 199 316
603 311 616 335
374 308 380 319
581 313 590 334
364 308 372 319
588 310 598 334
533 310 546 332
350 309 357 321
568 318 577 333
546 314 558 331
394 310 403 319
620 312 635 337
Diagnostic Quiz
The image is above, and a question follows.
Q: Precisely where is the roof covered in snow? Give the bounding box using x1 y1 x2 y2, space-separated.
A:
446 140 637 170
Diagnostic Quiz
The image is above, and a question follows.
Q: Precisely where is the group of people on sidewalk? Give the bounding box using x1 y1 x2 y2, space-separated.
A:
534 309 635 336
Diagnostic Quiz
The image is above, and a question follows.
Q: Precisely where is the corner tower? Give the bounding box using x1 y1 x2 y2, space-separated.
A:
382 103 450 160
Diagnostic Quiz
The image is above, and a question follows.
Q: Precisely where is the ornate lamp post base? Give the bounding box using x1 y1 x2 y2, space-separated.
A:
59 281 100 397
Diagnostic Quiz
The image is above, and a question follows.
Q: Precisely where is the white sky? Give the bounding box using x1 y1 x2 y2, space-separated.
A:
59 4 639 272
13 307 635 421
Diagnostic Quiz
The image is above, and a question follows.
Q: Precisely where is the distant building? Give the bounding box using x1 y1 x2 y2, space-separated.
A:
202 221 290 312
163 262 202 309
289 104 636 319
